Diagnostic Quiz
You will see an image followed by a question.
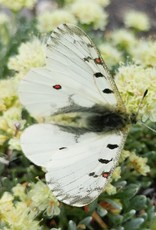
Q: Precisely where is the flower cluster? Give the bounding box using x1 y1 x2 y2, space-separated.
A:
105 149 150 195
0 0 37 11
115 65 156 122
128 152 150 176
70 0 108 29
130 39 156 67
107 29 137 51
8 38 46 76
13 181 60 217
0 77 25 149
37 0 108 32
124 10 150 31
37 9 76 33
0 106 25 150
99 43 123 67
0 181 60 229
0 78 17 109
65 0 110 7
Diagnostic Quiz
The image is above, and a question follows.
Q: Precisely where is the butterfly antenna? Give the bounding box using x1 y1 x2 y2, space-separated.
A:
136 89 148 120
141 120 156 133
136 89 156 133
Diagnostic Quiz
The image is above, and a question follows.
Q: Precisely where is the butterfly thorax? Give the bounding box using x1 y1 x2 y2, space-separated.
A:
51 106 132 133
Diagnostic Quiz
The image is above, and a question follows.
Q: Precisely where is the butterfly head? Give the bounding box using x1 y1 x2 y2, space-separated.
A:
130 113 137 124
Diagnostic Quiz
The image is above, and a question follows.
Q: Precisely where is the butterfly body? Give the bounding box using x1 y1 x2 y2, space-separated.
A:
19 24 134 207
51 105 131 134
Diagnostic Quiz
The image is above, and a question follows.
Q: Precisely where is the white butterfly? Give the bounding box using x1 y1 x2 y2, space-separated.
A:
19 24 135 207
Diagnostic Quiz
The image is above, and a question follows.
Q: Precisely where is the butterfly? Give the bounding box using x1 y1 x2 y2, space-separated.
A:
19 24 136 207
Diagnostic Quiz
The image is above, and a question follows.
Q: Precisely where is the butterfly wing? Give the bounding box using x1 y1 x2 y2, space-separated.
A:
46 131 127 206
19 24 125 117
19 24 128 206
20 124 77 167
21 123 127 207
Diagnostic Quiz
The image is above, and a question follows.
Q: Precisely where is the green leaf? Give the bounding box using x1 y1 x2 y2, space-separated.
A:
88 198 98 212
124 218 144 230
108 214 123 226
79 217 92 226
104 198 122 210
68 220 77 230
114 180 127 188
130 195 147 211
116 184 140 200
97 205 108 217
123 209 136 222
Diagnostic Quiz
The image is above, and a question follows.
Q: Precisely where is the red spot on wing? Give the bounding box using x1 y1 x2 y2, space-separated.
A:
102 171 110 179
53 84 62 90
94 58 102 64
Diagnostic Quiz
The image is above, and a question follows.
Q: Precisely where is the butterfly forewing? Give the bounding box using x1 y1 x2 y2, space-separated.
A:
48 24 123 107
19 24 125 116
19 24 129 207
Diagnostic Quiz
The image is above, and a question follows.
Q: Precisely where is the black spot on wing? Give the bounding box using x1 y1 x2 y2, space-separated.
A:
89 172 95 176
107 144 119 149
103 88 114 94
84 57 103 65
59 147 67 150
51 31 58 36
83 56 92 62
87 43 94 48
57 26 63 32
89 172 98 178
98 158 113 164
94 72 104 78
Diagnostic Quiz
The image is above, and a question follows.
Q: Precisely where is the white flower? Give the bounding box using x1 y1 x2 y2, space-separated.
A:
99 43 123 68
28 181 60 217
108 29 137 50
105 183 117 195
128 152 150 175
0 78 17 108
124 10 150 31
37 9 77 33
8 38 46 75
9 137 21 150
71 0 108 29
65 0 110 7
115 65 156 122
130 39 156 67
0 0 37 11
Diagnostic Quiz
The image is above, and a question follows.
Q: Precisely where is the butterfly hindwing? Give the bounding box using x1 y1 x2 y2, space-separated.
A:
45 130 126 206
20 124 78 167
21 122 127 206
